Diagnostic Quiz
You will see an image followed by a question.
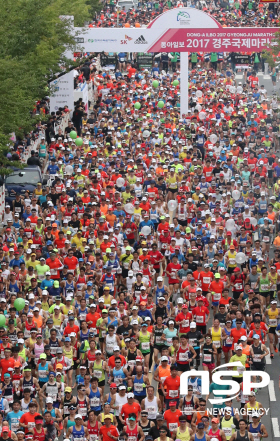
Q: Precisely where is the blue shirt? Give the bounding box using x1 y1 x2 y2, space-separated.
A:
47 164 60 175
7 410 24 430
9 258 25 268
138 309 153 321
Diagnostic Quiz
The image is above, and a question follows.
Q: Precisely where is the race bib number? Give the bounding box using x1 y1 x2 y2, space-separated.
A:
169 423 178 432
90 397 100 407
141 342 150 351
134 383 143 392
179 352 189 362
169 390 179 398
213 340 221 348
203 353 211 362
183 406 193 416
93 370 102 379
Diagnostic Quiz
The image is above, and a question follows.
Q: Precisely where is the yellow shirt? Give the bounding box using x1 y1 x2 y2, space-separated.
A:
71 236 84 249
122 192 131 203
25 259 40 269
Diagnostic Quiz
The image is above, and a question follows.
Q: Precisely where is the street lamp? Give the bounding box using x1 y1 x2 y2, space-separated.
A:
116 3 120 27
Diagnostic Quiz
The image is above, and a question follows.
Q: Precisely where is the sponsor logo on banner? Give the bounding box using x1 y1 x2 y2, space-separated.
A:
134 35 148 44
177 11 190 24
180 363 270 404
121 35 133 44
87 39 117 43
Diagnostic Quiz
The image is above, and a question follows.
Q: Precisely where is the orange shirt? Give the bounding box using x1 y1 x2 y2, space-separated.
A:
100 204 108 215
164 409 182 433
33 315 43 331
99 425 119 441
230 328 247 349
268 211 276 223
106 213 117 227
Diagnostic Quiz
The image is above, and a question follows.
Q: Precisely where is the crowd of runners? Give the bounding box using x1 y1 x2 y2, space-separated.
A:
4 0 280 441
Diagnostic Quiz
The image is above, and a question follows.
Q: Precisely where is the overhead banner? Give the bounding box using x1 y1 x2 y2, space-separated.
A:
73 8 278 53
147 28 276 52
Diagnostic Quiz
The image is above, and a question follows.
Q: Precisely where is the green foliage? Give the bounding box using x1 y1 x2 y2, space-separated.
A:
263 29 280 68
0 0 100 173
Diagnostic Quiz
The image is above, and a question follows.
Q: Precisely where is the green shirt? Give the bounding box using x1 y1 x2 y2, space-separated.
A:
209 382 230 409
229 354 247 377
35 264 50 282
48 302 64 314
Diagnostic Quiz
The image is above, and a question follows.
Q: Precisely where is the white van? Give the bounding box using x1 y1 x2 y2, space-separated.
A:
117 0 137 11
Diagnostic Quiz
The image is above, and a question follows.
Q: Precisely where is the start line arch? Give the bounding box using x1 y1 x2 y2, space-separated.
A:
73 8 278 115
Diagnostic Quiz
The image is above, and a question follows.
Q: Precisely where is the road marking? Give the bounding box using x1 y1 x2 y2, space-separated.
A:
269 380 276 401
272 418 280 437
235 74 243 79
265 353 271 365
264 75 271 80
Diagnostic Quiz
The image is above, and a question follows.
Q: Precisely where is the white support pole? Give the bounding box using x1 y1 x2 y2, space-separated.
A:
180 51 189 117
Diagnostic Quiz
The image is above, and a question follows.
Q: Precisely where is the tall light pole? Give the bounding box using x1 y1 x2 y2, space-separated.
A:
116 3 120 27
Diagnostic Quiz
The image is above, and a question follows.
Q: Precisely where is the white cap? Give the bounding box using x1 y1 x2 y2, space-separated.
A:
157 276 163 281
46 398 53 403
190 322 196 328
161 356 169 361
113 346 120 351
235 345 242 350
240 336 247 341
127 393 134 398
128 270 133 276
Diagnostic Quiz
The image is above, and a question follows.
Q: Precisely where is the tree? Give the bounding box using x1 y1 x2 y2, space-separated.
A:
0 0 100 174
263 30 280 68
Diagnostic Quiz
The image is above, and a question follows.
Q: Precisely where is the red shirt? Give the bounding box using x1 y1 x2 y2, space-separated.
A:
0 357 15 381
200 271 214 292
121 401 141 422
64 256 79 270
166 263 181 284
99 424 119 441
148 251 164 269
19 412 41 433
175 311 192 334
63 324 80 336
163 375 181 400
192 306 209 326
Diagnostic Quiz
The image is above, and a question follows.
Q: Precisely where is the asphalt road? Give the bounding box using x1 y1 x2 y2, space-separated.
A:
65 65 280 440
235 70 276 96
